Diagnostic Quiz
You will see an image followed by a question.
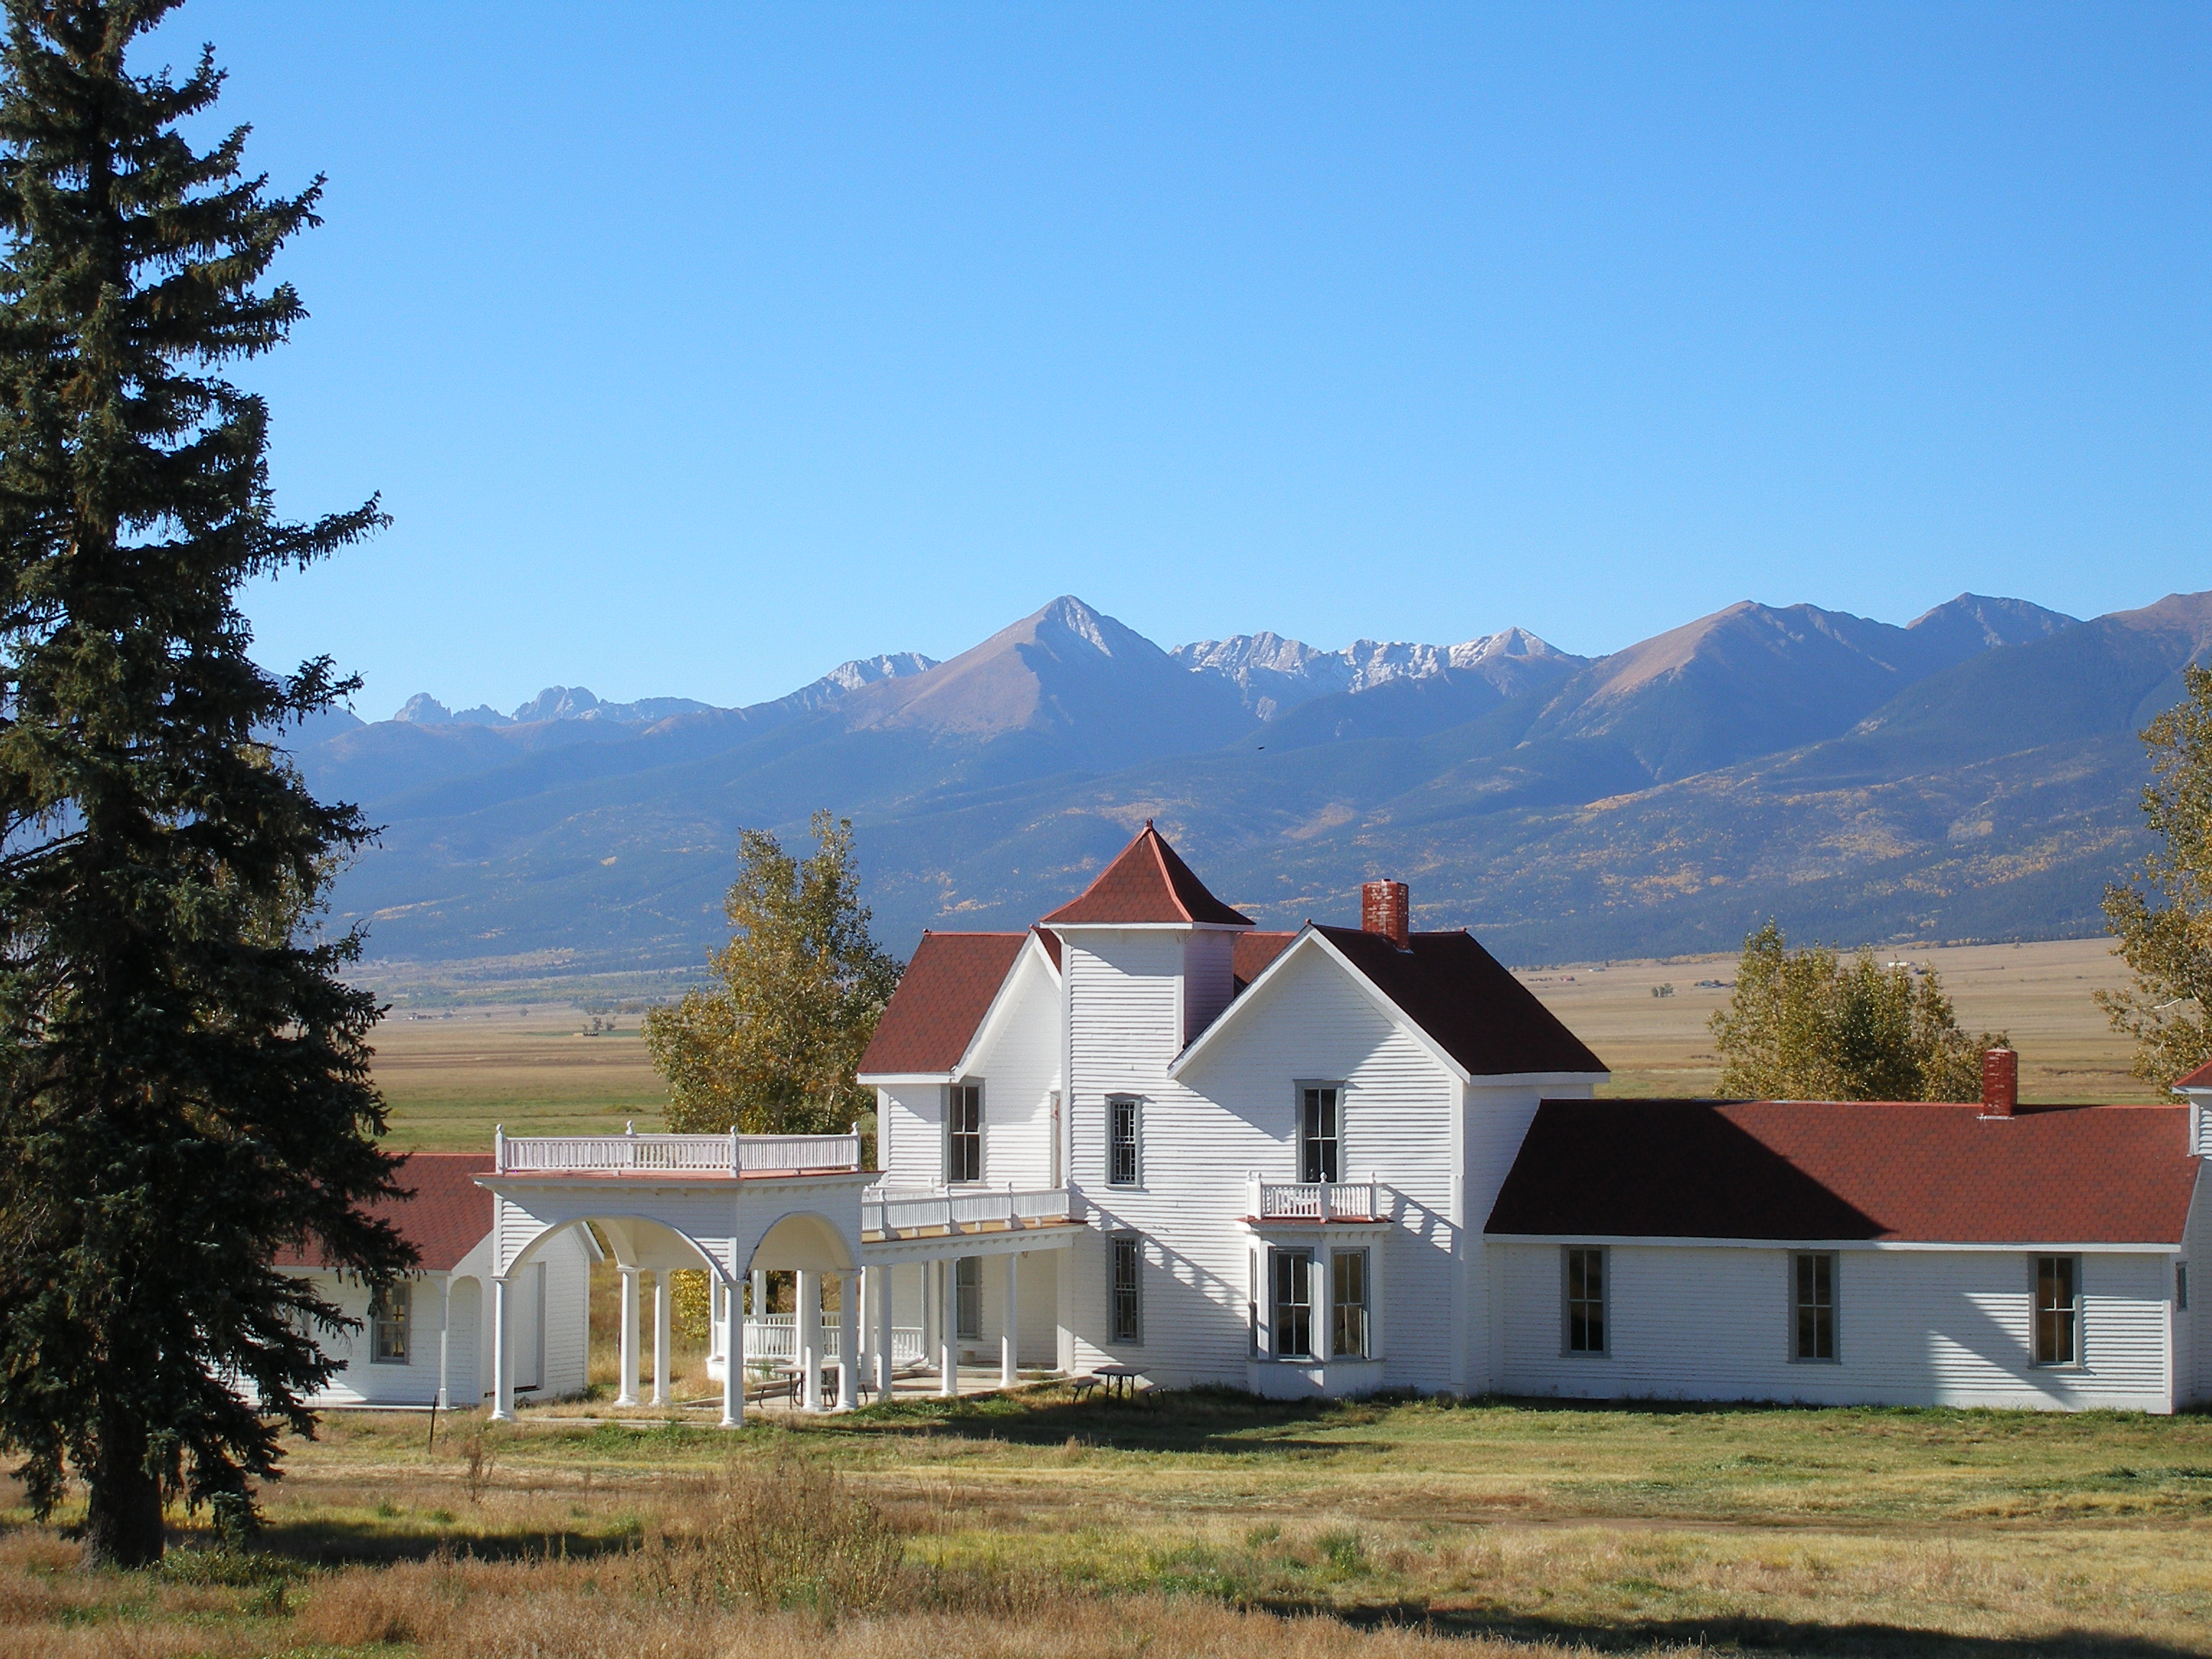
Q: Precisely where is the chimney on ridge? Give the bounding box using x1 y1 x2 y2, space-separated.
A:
1361 880 1411 950
1980 1048 2018 1118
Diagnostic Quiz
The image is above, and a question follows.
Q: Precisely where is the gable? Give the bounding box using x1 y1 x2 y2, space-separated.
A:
858 932 1028 1078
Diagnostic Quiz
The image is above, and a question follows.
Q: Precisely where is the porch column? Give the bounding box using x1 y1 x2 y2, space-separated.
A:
873 1263 894 1397
837 1273 858 1409
920 1259 936 1372
490 1276 513 1422
616 1268 640 1407
721 1274 744 1427
797 1267 822 1411
1002 1252 1020 1389
651 1272 672 1407
752 1268 767 1328
436 1276 452 1411
938 1259 958 1398
1311 1244 1332 1371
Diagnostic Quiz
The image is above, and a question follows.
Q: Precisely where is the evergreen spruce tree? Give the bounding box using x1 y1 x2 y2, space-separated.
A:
0 2 407 1567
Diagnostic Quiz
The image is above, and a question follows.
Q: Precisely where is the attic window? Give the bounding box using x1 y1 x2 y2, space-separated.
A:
948 1083 982 1183
1300 1086 1341 1184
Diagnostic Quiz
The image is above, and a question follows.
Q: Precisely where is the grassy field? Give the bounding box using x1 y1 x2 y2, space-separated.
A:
367 936 2157 1154
7 1390 2212 1657
1514 936 2157 1104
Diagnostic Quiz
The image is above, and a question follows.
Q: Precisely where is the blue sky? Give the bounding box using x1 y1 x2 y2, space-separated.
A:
148 3 2206 719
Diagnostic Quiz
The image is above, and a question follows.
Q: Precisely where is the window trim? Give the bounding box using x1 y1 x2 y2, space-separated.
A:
1560 1245 1608 1357
2179 1262 2191 1314
1110 1232 1143 1346
1330 1246 1370 1359
1296 1081 1344 1186
947 1081 983 1185
1789 1251 1839 1364
1106 1094 1143 1188
1272 1246 1314 1360
2032 1253 2082 1368
369 1279 412 1366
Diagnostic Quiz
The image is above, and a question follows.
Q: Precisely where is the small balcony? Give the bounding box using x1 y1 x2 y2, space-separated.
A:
492 1126 864 1178
863 1185 1078 1240
1245 1177 1390 1223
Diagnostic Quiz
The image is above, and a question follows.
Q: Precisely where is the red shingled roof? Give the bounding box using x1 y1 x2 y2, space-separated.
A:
1313 925 1608 1077
2177 1059 2212 1090
1038 824 1253 927
1486 1098 2200 1244
858 932 1029 1076
1233 930 1296 990
274 1152 493 1273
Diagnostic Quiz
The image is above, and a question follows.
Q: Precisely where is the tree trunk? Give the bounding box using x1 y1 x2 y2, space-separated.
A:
81 1424 163 1569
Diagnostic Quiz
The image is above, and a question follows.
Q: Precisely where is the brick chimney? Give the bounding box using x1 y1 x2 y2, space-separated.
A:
1980 1048 2018 1118
1361 880 1410 950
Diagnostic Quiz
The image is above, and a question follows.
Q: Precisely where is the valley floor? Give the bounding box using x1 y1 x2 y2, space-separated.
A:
6 1387 2212 1658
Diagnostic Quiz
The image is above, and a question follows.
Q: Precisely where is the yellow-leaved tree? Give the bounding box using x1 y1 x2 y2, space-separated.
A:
1709 922 2005 1102
2096 665 2212 1084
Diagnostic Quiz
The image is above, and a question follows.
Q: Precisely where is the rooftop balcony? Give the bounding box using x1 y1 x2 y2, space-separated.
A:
492 1126 863 1178
1245 1177 1392 1223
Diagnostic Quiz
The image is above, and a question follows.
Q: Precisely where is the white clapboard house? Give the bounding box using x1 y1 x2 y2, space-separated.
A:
849 824 2212 1413
276 1152 594 1409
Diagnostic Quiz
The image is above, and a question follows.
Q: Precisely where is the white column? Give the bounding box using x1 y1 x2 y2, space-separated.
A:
752 1268 767 1331
616 1268 639 1406
436 1276 451 1411
721 1276 744 1427
651 1272 672 1406
1002 1252 1020 1389
938 1259 958 1397
873 1263 894 1397
1311 1245 1332 1372
490 1277 513 1421
797 1267 822 1411
837 1273 858 1409
920 1259 937 1372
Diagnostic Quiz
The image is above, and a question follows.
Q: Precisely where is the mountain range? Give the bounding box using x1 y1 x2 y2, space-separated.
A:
284 588 2211 973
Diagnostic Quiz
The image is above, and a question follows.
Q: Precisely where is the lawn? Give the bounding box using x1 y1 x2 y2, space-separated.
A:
6 1388 2212 1658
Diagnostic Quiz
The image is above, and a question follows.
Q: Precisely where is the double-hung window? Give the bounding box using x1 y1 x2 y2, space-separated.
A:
369 1281 412 1364
1791 1252 1837 1361
1331 1248 1369 1359
948 1083 982 1183
1111 1234 1143 1344
955 1257 982 1339
1300 1086 1341 1184
1272 1249 1314 1359
1107 1095 1141 1187
2034 1255 2080 1365
1563 1246 1606 1355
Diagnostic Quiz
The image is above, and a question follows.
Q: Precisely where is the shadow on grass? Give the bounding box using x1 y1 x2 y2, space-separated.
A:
832 1383 1398 1455
243 1516 640 1568
1344 1603 2205 1659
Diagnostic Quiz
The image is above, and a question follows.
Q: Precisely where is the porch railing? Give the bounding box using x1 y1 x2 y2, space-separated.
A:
727 1315 925 1367
493 1125 863 1177
863 1184 1076 1237
1247 1177 1388 1222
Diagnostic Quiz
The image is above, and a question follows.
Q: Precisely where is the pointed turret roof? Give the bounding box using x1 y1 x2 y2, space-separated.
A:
1039 823 1253 927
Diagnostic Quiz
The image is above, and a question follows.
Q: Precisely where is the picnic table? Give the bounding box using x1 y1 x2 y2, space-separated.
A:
1092 1364 1142 1400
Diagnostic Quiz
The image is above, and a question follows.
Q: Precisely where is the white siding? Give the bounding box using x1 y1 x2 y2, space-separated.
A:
965 948 1064 1190
1465 1079 1588 1391
1066 932 1470 1391
1492 1241 2176 1412
2184 1167 2212 1406
447 1277 482 1404
879 1084 944 1190
539 1229 593 1398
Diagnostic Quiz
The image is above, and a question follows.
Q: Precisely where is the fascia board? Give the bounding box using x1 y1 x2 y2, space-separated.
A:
1046 921 1246 932
1169 927 1475 1087
1026 929 1062 981
1166 925 1322 1077
856 1071 956 1086
1483 1232 2182 1254
950 940 1049 1079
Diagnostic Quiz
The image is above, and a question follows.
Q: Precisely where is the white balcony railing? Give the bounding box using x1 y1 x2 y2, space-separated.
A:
863 1184 1076 1238
723 1315 925 1367
493 1125 863 1177
1248 1177 1388 1222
